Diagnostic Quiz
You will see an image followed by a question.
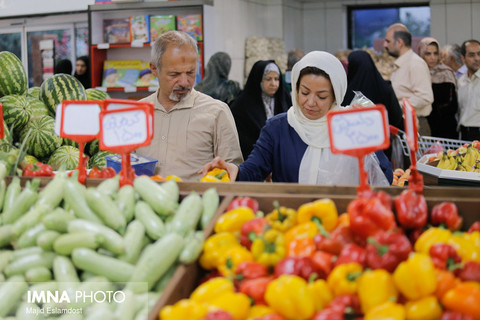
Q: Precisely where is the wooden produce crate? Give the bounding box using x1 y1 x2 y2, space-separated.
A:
150 190 480 319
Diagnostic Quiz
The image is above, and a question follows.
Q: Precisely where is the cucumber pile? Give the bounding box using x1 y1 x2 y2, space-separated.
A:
0 164 220 319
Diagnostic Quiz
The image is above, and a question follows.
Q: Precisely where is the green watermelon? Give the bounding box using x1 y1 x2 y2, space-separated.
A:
26 97 50 118
86 139 99 157
62 138 79 148
87 150 115 169
19 115 63 159
27 87 41 99
0 95 32 131
0 122 12 152
86 88 110 100
0 51 27 97
39 74 87 115
48 145 79 170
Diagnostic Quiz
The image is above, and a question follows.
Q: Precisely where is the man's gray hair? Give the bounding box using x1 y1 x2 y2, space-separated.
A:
444 44 462 65
151 30 198 70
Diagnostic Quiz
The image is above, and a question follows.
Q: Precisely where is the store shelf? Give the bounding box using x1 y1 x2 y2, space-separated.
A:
88 0 213 12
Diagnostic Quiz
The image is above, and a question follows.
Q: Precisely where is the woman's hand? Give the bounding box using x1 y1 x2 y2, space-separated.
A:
199 156 239 181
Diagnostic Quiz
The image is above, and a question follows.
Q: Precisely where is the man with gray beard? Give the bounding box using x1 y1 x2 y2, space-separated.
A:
136 31 243 180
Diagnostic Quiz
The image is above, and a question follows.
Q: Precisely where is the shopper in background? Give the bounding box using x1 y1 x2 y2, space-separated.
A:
194 51 240 106
342 50 404 131
230 60 291 159
74 56 91 89
201 51 392 185
418 37 459 139
384 23 434 136
284 49 305 92
136 30 243 180
441 43 467 79
457 39 480 141
54 59 72 75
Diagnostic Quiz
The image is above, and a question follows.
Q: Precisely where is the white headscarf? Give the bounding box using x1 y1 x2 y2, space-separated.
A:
287 51 389 186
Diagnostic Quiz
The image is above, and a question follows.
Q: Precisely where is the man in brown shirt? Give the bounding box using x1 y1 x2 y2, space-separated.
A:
136 31 243 180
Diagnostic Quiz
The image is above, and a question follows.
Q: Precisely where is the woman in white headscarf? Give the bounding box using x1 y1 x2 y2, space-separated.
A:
201 51 391 185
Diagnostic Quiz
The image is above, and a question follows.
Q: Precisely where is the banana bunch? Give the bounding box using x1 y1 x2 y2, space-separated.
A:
436 144 480 172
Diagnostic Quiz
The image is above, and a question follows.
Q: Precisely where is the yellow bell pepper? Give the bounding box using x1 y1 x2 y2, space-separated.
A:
201 168 230 182
208 292 251 320
297 198 338 233
218 245 254 277
365 301 406 320
265 202 297 232
246 305 277 320
448 232 480 263
414 227 452 254
215 207 256 234
190 277 234 303
265 275 315 320
307 279 333 312
327 262 363 296
160 299 210 320
284 221 318 245
358 269 398 314
393 253 437 301
199 232 240 270
251 229 286 267
165 175 182 181
404 295 442 320
467 231 480 252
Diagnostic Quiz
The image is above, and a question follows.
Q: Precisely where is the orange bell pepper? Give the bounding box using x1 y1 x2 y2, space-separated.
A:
287 237 316 258
284 222 318 245
441 282 480 318
434 269 460 300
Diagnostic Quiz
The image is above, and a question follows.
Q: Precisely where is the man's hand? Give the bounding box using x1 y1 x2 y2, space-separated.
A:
199 156 239 181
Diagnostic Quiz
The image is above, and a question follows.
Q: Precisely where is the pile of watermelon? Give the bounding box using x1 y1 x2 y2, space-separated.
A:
0 51 114 171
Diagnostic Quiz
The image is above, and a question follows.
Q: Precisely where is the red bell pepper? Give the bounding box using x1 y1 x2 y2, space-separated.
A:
376 191 393 211
254 315 286 320
311 295 362 320
441 311 476 320
334 243 366 267
429 243 462 271
240 217 269 249
274 256 319 281
431 202 463 231
227 196 259 213
311 251 335 279
238 276 272 305
233 261 268 285
394 189 428 229
365 231 412 272
348 196 397 239
468 222 480 233
22 162 54 177
454 261 480 282
314 225 354 255
202 310 235 320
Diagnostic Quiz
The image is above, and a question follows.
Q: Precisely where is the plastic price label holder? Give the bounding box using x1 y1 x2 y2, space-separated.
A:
103 99 154 141
327 105 390 197
99 103 154 186
0 103 4 139
402 98 424 194
57 100 104 184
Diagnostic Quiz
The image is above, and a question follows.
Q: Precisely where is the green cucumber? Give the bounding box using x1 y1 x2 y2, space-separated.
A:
36 171 67 209
118 220 145 264
0 224 14 248
24 281 58 301
67 219 125 255
179 231 205 264
25 266 52 283
201 187 220 228
53 231 103 256
4 252 56 277
11 204 51 237
3 176 21 214
3 179 40 224
36 230 61 251
0 276 28 317
42 208 75 233
114 290 136 320
64 179 102 224
0 179 7 213
154 262 177 292
96 175 120 198
0 250 13 273
116 185 136 222
15 224 46 249
53 255 80 283
134 201 164 240
71 248 134 283
133 176 177 215
170 191 203 236
161 179 179 203
11 246 42 260
85 188 126 233
126 232 184 293
69 276 115 310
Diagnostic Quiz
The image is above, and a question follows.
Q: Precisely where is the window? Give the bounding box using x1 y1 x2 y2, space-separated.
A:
0 32 22 59
348 4 430 52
